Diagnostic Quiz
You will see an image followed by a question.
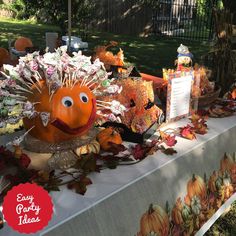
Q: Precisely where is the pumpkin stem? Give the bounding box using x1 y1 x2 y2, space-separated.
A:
204 173 207 183
223 152 227 160
148 204 155 215
192 174 196 182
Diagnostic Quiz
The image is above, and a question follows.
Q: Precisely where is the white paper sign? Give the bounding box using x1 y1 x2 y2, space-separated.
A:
169 75 192 119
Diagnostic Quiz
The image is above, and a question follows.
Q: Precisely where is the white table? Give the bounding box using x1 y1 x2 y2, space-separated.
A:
1 115 236 236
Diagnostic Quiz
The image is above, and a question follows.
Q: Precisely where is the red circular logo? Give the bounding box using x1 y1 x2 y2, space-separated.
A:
2 183 53 234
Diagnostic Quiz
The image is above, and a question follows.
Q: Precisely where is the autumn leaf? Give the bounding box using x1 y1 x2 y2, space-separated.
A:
189 114 208 135
130 141 159 160
189 114 202 123
106 142 126 155
131 144 146 160
159 131 177 147
165 134 177 147
75 155 97 173
67 176 92 195
192 123 208 135
159 145 177 155
180 125 196 140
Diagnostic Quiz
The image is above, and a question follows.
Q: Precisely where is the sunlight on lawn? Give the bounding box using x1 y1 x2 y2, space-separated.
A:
0 18 210 76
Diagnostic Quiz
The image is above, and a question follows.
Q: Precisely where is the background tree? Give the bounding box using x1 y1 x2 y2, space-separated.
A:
23 0 95 35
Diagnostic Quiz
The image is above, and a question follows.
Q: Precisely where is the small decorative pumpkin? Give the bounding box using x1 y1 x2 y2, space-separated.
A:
220 153 234 172
230 162 236 185
221 171 234 200
181 204 192 222
171 198 184 225
75 140 100 156
139 204 169 236
208 171 218 193
14 37 33 51
222 183 234 200
215 175 223 191
97 127 122 151
0 48 10 67
187 174 207 201
23 81 97 143
190 196 201 216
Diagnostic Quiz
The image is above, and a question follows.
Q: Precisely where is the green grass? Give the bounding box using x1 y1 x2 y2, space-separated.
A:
0 17 210 76
205 201 236 235
0 17 60 51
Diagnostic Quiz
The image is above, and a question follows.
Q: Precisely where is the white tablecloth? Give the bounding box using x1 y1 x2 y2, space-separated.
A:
1 115 236 236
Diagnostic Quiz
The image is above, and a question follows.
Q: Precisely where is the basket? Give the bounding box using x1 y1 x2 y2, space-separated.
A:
193 85 221 108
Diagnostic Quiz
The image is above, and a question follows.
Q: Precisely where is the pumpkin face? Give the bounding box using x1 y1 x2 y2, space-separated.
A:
23 81 96 143
14 37 33 51
139 204 169 236
187 174 207 201
97 127 122 151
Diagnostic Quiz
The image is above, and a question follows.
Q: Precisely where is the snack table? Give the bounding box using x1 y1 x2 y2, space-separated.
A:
1 115 236 236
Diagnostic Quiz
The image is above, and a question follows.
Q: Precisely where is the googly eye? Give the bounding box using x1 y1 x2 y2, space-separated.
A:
62 96 73 107
79 92 89 103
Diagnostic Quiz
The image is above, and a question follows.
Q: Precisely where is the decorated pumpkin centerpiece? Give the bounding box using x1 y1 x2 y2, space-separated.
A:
0 46 126 170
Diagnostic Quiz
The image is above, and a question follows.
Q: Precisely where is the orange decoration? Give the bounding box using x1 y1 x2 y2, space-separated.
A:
231 88 236 100
139 204 169 236
14 37 33 51
171 198 184 225
208 171 218 193
220 153 234 173
223 183 234 200
0 48 10 67
96 127 122 151
187 174 207 201
23 81 96 143
93 41 124 68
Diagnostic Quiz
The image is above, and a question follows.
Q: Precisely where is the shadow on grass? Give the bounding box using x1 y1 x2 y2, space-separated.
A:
0 18 210 76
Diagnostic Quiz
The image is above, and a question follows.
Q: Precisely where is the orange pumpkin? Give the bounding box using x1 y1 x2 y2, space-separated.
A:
139 204 169 236
0 48 10 67
230 163 236 186
96 127 122 151
171 198 184 225
187 174 207 201
23 81 97 143
14 37 33 51
220 153 234 172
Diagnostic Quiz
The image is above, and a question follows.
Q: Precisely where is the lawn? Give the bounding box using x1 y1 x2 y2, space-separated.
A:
205 201 236 235
0 17 211 76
